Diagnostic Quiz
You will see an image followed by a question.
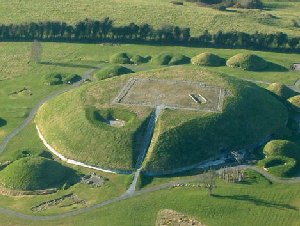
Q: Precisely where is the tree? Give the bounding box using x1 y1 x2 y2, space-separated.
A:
202 169 217 196
288 37 299 49
198 30 212 45
239 0 264 9
30 40 43 63
274 32 288 48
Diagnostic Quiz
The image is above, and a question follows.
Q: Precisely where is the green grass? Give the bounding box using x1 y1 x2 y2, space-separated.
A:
191 52 225 66
0 119 131 215
32 66 291 172
0 0 299 37
258 139 300 177
109 52 132 64
0 156 79 191
151 53 190 65
35 78 153 170
43 73 81 85
1 42 299 153
93 65 134 80
226 53 268 71
267 83 297 100
144 68 288 172
0 170 300 225
288 95 300 111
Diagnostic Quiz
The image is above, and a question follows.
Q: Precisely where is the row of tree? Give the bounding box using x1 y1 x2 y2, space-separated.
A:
0 18 299 52
195 30 300 50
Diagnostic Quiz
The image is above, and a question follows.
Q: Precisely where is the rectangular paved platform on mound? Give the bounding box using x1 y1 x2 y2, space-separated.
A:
113 78 225 112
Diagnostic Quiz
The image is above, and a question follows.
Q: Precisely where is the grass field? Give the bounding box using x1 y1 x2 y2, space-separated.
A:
0 119 131 215
0 171 299 225
0 0 299 224
0 0 299 37
35 66 288 172
1 42 298 165
0 41 299 224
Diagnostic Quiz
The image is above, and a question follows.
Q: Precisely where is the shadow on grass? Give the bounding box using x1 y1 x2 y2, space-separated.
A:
0 117 7 127
212 194 298 210
264 62 288 72
132 113 153 168
39 61 105 69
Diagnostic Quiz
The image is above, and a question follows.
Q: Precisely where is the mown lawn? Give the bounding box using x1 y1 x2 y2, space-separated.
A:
0 0 299 36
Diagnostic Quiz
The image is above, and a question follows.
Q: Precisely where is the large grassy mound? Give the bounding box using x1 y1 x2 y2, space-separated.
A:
191 52 225 66
36 67 288 172
267 83 297 100
143 69 288 172
36 76 153 170
94 65 134 80
258 140 300 177
226 53 268 71
0 157 78 191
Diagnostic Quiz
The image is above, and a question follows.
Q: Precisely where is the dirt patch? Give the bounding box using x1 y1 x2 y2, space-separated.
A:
114 78 225 112
156 209 206 226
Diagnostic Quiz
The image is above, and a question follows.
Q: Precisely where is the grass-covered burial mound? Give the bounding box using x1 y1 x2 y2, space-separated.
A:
0 157 78 191
191 52 225 66
226 53 268 71
94 65 134 80
36 67 288 172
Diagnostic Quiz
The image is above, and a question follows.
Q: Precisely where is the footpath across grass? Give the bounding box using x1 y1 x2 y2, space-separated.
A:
0 170 299 225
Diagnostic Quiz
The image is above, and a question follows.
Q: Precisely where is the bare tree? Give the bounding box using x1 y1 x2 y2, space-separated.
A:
30 40 43 63
203 169 217 196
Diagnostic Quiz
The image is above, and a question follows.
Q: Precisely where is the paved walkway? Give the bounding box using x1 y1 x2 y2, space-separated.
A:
126 105 163 195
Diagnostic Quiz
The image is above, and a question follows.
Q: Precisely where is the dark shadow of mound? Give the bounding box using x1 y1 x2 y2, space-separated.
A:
264 62 288 72
0 118 7 127
133 113 153 168
40 61 102 69
212 194 298 210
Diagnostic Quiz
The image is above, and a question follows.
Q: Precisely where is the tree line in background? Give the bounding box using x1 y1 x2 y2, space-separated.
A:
0 18 299 52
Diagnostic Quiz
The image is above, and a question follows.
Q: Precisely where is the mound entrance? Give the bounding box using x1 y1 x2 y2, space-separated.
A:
113 78 225 112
